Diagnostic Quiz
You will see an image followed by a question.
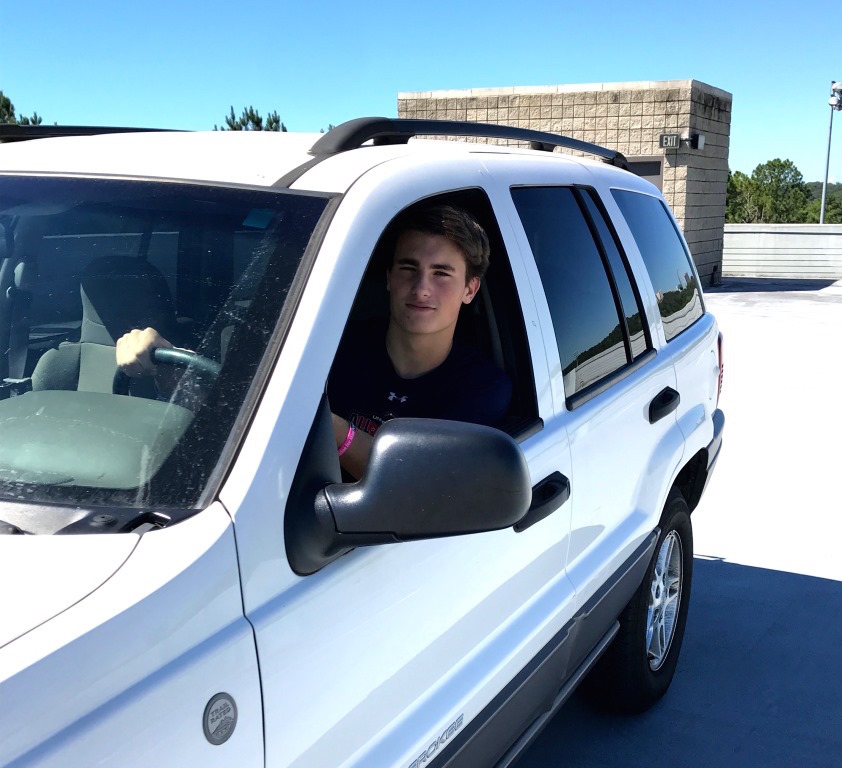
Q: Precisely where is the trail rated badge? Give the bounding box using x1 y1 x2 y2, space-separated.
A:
203 693 237 745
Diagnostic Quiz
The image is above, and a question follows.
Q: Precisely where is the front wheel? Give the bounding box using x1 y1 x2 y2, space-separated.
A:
582 489 693 713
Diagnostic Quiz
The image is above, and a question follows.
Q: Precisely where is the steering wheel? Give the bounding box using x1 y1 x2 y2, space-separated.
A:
113 347 222 396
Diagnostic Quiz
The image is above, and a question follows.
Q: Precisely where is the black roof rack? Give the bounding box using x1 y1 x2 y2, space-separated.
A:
0 125 183 144
308 117 629 170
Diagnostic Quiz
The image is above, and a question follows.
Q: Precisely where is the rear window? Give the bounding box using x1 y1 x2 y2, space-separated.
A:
0 175 329 516
611 189 703 340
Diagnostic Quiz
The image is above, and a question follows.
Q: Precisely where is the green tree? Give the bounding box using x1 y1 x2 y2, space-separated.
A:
750 158 808 223
726 171 762 223
726 159 810 223
802 195 842 224
804 181 842 223
0 90 43 125
805 180 842 201
215 105 287 131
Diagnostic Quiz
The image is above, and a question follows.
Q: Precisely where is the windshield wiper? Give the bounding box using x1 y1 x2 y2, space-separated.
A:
0 519 25 534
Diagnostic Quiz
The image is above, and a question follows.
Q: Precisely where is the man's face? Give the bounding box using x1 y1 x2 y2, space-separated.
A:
386 230 480 340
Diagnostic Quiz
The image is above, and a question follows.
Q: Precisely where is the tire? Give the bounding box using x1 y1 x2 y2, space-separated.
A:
581 489 693 714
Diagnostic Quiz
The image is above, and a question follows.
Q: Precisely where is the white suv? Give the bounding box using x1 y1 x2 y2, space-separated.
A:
0 118 724 768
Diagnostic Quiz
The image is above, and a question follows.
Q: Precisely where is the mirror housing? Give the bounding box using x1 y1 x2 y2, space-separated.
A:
286 415 532 575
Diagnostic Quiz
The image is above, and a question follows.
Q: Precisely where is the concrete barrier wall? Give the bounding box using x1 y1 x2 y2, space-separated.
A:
723 224 842 279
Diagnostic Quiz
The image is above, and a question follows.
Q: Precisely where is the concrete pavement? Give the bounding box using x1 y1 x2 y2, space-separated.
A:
518 278 842 768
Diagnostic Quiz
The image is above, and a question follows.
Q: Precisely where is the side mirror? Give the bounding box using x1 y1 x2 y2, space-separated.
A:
286 416 532 575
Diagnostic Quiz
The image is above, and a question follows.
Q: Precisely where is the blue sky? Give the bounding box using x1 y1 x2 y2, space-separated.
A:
2 0 839 182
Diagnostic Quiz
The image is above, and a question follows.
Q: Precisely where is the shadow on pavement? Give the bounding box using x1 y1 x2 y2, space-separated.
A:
707 277 838 294
518 558 842 768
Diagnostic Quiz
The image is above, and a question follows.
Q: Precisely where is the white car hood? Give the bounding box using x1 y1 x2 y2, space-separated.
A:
0 534 138 648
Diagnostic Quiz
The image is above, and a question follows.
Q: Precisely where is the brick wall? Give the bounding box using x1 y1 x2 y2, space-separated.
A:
398 80 732 285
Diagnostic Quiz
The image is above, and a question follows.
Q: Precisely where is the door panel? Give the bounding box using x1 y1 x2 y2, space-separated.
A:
497 176 684 610
253 498 573 768
561 360 680 602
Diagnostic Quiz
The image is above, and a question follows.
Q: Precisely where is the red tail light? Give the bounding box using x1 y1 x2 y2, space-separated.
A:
716 332 724 406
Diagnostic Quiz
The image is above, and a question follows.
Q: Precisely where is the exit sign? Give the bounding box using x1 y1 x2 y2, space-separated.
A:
659 133 681 149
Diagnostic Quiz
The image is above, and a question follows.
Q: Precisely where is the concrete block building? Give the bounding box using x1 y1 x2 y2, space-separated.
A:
398 79 732 285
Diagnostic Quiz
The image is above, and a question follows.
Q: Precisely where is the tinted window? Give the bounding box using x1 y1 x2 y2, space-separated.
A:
512 186 627 398
580 191 649 359
611 190 703 340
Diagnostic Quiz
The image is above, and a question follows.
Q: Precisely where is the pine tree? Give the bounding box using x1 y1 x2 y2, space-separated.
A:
0 91 43 125
215 106 287 131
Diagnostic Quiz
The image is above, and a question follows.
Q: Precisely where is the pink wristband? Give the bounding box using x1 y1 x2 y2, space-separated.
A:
338 422 356 457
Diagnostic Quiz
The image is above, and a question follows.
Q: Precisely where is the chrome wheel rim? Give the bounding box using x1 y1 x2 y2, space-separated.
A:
645 530 683 671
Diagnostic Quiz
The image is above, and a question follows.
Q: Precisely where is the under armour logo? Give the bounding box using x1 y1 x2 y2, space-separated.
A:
388 392 408 403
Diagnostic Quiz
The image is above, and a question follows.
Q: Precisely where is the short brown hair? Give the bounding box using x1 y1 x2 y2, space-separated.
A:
392 204 491 283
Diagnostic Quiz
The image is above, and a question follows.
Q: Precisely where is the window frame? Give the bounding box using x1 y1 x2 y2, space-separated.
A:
577 187 654 360
327 186 542 442
0 173 340 522
610 188 706 343
509 183 654 411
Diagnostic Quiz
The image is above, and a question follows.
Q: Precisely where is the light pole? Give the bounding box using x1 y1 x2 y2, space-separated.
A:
820 81 842 224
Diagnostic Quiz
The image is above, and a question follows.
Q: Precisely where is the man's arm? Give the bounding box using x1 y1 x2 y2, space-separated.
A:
331 413 373 481
121 330 373 475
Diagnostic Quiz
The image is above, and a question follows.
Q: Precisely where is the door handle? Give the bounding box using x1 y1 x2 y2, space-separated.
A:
649 386 680 424
514 471 570 532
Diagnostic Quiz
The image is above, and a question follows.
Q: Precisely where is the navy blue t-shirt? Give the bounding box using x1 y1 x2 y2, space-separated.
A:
328 323 512 437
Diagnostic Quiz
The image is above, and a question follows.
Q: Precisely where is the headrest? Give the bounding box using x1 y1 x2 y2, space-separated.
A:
80 256 177 345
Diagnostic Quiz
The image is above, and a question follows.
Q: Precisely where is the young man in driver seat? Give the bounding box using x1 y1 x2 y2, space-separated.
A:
327 204 511 478
116 204 511 480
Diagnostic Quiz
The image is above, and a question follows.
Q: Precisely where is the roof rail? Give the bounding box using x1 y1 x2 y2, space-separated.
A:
308 117 629 170
0 125 183 144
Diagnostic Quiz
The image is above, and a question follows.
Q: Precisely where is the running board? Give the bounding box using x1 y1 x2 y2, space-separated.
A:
494 622 620 768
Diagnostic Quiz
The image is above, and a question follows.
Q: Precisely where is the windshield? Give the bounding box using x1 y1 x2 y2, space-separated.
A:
0 175 329 525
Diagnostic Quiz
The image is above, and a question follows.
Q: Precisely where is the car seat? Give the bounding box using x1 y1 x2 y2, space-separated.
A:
31 255 178 394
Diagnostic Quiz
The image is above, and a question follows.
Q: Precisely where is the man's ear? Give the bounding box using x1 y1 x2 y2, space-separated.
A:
463 276 481 304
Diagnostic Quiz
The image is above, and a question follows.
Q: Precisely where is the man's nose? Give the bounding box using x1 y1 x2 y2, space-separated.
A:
412 272 432 296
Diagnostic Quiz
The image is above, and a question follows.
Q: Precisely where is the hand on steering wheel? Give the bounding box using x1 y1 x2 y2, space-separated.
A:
113 347 221 396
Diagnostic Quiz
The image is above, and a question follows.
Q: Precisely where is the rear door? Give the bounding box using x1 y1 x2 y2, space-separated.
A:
483 157 684 636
